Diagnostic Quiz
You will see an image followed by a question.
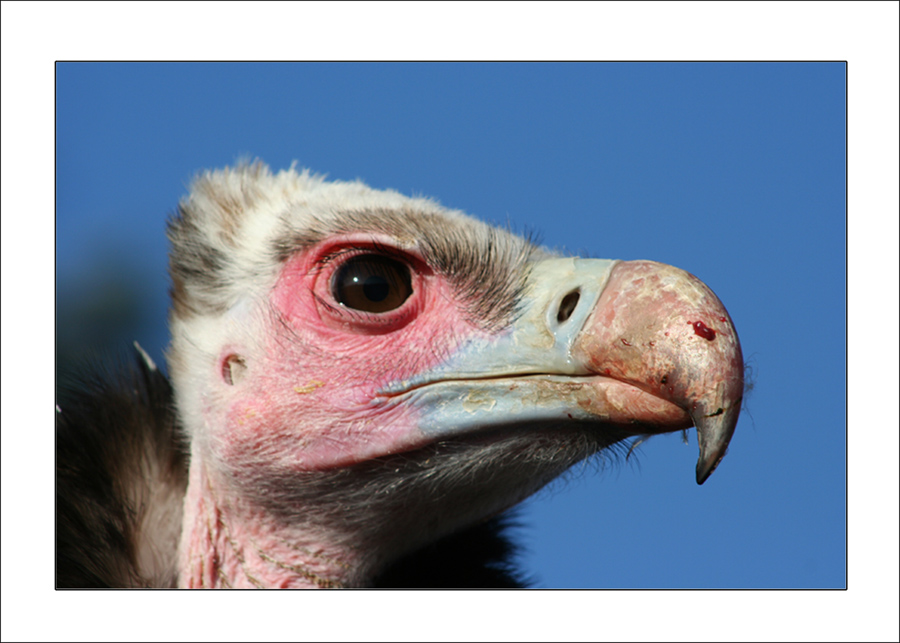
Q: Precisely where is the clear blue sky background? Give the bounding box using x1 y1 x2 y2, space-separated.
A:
56 62 846 589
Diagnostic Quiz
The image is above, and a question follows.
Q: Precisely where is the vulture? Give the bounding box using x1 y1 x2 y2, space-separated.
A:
56 161 743 588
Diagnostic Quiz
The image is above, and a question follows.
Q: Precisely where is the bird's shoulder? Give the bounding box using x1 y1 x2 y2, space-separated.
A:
56 346 188 588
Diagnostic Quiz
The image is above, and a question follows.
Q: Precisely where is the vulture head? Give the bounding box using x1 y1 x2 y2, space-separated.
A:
57 161 743 588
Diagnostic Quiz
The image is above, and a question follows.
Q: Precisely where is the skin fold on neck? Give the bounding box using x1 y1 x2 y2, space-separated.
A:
178 461 358 589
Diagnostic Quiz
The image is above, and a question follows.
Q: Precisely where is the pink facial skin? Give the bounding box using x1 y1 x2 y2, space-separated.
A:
210 235 490 476
203 246 742 486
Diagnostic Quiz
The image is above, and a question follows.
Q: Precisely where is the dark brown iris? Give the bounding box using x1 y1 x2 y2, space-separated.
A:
332 254 413 313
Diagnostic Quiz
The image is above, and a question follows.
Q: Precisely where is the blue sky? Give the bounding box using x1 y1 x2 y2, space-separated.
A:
55 62 847 590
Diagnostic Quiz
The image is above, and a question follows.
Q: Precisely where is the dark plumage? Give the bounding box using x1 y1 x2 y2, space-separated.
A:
56 348 185 587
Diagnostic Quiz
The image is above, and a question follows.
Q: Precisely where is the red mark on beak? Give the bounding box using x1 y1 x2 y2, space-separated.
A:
690 320 717 341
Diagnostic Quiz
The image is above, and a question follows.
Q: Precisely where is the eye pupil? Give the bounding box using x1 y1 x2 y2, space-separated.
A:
333 254 412 313
362 275 390 302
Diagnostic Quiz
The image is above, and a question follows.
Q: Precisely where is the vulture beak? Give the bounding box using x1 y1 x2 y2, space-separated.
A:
383 258 743 484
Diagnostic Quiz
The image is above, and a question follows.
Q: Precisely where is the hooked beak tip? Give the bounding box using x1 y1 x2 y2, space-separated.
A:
693 401 741 485
696 452 725 485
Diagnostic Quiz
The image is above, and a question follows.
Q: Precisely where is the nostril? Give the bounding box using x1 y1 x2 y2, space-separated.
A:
557 290 581 323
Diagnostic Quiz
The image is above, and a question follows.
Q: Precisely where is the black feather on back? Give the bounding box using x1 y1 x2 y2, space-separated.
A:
56 346 188 588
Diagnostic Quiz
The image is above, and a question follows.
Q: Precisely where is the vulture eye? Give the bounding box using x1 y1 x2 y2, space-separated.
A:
332 254 413 313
